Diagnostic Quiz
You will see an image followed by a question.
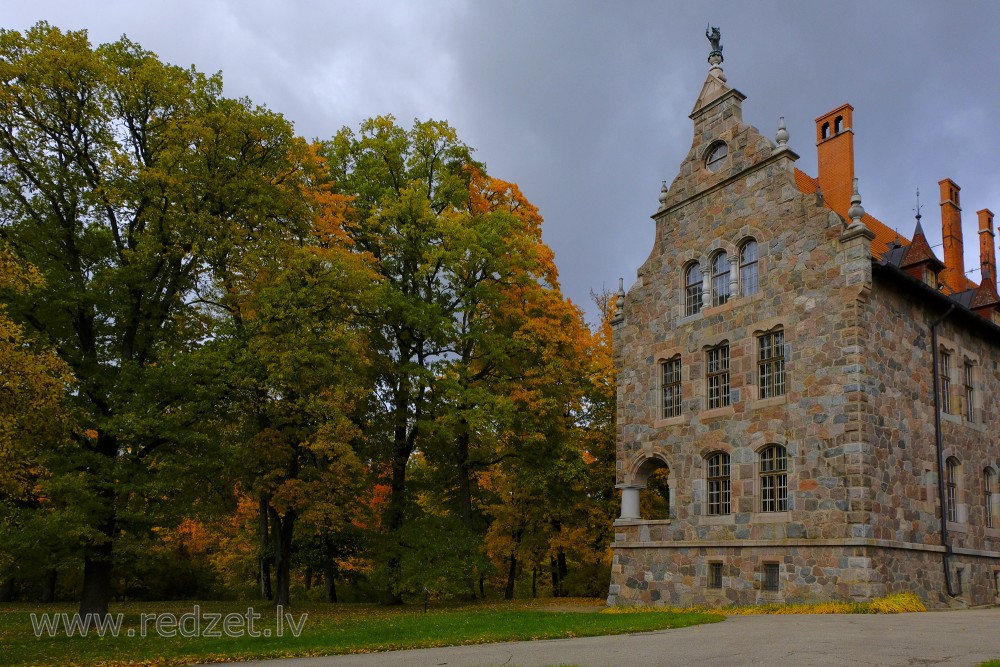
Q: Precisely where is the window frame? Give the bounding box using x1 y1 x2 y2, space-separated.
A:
710 251 730 307
757 329 785 399
739 239 759 297
660 357 682 419
759 445 788 513
706 344 730 410
705 141 728 172
708 562 723 589
684 262 704 316
985 467 996 529
939 350 952 414
763 562 780 592
946 457 959 523
963 361 975 422
706 452 731 516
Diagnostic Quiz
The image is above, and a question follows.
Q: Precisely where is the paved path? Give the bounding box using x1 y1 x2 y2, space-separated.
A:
194 607 1000 667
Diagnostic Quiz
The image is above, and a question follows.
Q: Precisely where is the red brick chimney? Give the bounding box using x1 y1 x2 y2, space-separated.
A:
978 209 997 286
939 179 965 293
815 104 855 216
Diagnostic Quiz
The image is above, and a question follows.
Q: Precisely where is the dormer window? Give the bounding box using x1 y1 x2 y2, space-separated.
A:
705 142 728 172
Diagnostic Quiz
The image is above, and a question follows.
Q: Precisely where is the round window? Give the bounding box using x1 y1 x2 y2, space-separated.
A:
705 142 728 172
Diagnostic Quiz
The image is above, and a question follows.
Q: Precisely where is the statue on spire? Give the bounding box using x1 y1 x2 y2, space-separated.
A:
706 26 723 67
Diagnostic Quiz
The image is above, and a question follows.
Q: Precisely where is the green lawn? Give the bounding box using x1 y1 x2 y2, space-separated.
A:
0 598 722 667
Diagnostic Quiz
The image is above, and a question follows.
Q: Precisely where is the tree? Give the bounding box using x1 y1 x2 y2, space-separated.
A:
0 23 318 615
0 244 75 600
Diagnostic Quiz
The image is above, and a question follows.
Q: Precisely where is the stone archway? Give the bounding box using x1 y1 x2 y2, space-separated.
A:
617 453 670 521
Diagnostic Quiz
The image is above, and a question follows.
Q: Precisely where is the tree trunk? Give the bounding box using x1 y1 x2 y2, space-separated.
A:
532 566 537 598
323 557 337 603
0 578 15 602
383 379 415 606
259 494 272 601
41 569 57 603
557 550 568 597
504 553 518 600
455 423 478 599
304 567 313 591
269 506 296 606
550 556 561 598
80 540 114 616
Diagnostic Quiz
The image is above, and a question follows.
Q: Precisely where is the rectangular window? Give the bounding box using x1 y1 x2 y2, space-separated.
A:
708 562 723 589
706 345 730 409
963 362 975 422
946 460 958 523
660 358 682 418
707 453 731 515
985 470 995 529
760 445 788 513
763 563 780 592
758 330 785 399
939 350 952 414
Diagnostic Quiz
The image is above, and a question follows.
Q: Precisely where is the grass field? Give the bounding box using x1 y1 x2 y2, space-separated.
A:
0 598 722 667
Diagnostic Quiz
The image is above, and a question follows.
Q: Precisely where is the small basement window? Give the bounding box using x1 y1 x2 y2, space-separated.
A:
708 562 723 589
763 563 780 592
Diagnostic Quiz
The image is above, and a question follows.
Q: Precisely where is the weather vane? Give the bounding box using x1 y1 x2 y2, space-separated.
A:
914 187 922 222
706 25 723 67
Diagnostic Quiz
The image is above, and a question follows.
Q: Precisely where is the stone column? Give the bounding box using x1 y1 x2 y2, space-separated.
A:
729 254 740 298
616 484 644 520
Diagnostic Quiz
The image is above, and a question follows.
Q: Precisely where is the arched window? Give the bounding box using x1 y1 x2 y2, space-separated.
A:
760 445 788 512
821 122 830 139
705 141 728 172
685 263 703 316
946 457 960 523
834 115 843 133
739 239 758 296
711 252 730 306
985 467 996 529
706 452 731 515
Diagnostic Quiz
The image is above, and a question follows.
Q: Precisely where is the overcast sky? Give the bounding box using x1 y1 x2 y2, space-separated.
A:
6 1 1000 324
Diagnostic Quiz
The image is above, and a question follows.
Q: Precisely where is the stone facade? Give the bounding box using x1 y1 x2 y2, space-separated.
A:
607 59 1000 609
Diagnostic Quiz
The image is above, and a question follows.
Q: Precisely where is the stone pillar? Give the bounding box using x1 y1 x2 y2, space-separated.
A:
617 484 644 520
729 254 740 297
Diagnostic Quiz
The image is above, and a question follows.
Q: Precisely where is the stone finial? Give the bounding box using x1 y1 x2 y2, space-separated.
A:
611 277 625 324
847 177 867 230
658 180 669 207
775 116 789 149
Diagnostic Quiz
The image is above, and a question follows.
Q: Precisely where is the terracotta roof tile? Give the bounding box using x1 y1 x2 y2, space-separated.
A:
793 169 905 259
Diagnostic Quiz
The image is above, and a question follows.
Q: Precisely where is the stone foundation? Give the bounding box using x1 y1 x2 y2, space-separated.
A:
608 539 1000 608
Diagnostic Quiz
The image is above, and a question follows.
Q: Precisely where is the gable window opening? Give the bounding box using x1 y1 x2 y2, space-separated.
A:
711 251 730 306
946 457 959 523
706 141 728 172
758 329 786 399
708 562 723 589
707 452 731 515
739 239 758 296
706 344 730 409
763 563 780 592
760 445 788 512
685 263 704 316
661 357 682 419
939 350 952 414
963 361 975 422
